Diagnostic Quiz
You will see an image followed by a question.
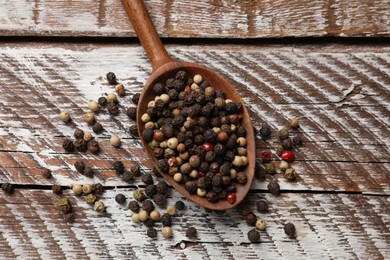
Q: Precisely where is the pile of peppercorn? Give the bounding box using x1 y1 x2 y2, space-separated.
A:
140 70 249 204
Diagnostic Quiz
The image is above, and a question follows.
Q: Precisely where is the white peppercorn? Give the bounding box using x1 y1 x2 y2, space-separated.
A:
88 101 100 112
110 135 121 147
59 111 71 122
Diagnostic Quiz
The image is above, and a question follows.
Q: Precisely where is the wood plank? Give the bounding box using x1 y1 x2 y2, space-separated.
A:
0 43 389 194
0 0 389 38
0 189 389 259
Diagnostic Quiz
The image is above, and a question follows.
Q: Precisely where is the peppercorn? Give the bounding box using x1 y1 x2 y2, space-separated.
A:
83 167 94 178
121 171 134 183
236 172 247 184
74 139 87 152
107 102 119 115
256 200 269 213
247 229 260 242
285 168 296 181
284 222 296 237
144 219 156 229
131 213 141 224
153 82 165 95
292 135 303 146
265 163 276 175
82 184 93 195
142 199 155 213
246 212 257 226
115 194 126 204
128 200 140 213
52 184 62 194
92 122 103 134
267 179 280 195
204 151 216 162
147 227 158 238
94 201 105 213
153 193 167 207
175 200 185 211
204 129 217 142
279 160 289 172
98 96 108 107
259 125 271 140
110 135 121 147
131 93 140 105
87 140 100 154
278 128 289 140
126 107 137 120
160 213 172 226
112 161 125 175
71 184 82 195
143 185 156 199
88 100 100 112
93 183 104 194
206 191 219 203
185 181 197 194
139 173 153 186
59 111 71 123
64 212 75 222
85 193 97 205
211 175 223 187
156 181 169 195
150 210 160 221
57 197 72 214
72 161 85 174
162 226 173 238
281 150 295 162
74 129 84 139
83 132 93 142
62 139 74 152
256 218 267 231
142 129 153 143
282 138 293 151
106 72 117 85
115 83 126 96
128 125 138 137
1 183 14 194
157 159 169 173
183 227 197 238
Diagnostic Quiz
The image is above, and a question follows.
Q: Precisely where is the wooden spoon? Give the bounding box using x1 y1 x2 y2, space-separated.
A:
121 0 255 210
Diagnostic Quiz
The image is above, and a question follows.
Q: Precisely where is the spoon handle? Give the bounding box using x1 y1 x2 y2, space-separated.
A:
121 0 173 71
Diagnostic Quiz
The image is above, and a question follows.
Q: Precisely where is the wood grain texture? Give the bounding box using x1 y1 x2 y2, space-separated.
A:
0 0 389 38
0 189 389 259
0 43 389 195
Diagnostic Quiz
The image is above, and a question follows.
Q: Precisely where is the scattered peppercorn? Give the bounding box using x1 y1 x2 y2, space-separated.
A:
85 193 97 205
72 184 83 196
292 135 303 146
256 218 267 231
122 171 135 183
160 213 172 226
126 107 137 120
175 200 185 211
141 173 154 185
142 200 155 213
92 122 103 134
110 135 121 147
285 168 296 181
88 101 100 112
130 164 141 177
256 200 269 213
246 212 257 226
74 139 88 152
115 193 126 204
150 210 160 221
162 226 173 238
94 200 105 213
153 193 167 207
57 197 72 214
132 93 141 105
186 227 197 238
98 96 108 107
1 183 14 194
278 128 289 140
83 167 94 178
247 229 260 242
74 129 84 139
147 227 158 238
129 125 138 136
59 111 71 123
133 189 146 201
106 72 117 85
128 200 140 213
265 163 276 175
145 184 157 198
74 160 85 174
282 138 293 150
284 222 296 237
87 140 100 154
115 83 126 96
281 150 295 162
62 139 74 152
259 125 271 140
107 102 119 115
290 118 299 128
93 183 104 194
156 181 169 195
267 179 280 195
52 184 62 194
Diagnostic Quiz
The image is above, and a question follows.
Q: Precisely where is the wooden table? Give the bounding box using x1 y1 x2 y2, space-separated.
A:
1 1 389 259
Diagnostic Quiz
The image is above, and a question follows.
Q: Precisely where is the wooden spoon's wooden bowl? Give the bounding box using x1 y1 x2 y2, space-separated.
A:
122 0 255 210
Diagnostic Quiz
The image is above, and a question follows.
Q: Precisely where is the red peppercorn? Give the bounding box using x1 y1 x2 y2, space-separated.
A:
202 142 214 151
261 151 272 163
226 192 236 204
153 130 164 142
184 85 190 92
281 150 295 162
167 157 178 167
197 172 205 179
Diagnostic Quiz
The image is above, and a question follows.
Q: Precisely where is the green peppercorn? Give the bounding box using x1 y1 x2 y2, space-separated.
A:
57 197 72 214
265 163 276 175
285 168 296 181
133 189 146 201
85 194 97 205
94 200 105 213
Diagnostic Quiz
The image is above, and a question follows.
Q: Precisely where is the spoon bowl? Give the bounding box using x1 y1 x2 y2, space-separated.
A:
122 0 255 210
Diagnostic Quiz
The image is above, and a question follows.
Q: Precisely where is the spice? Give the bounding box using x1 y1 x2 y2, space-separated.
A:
162 226 173 238
132 93 140 105
185 227 197 238
113 161 125 175
175 200 185 211
110 135 121 147
130 164 141 177
281 150 295 162
87 140 100 154
290 118 299 128
83 132 94 142
279 161 289 171
226 192 236 204
59 111 71 123
285 168 296 181
106 72 117 85
93 183 104 194
115 83 126 96
115 194 126 204
284 223 296 237
141 173 154 185
292 135 303 146
41 168 52 179
185 181 197 194
236 172 247 184
160 213 172 226
147 227 158 238
88 101 100 112
94 201 105 213
259 125 271 140
83 167 94 178
62 139 74 152
74 160 85 174
131 213 141 224
52 184 62 194
74 129 84 139
74 139 87 152
267 179 280 195
129 125 138 136
126 107 137 120
142 200 155 213
98 96 108 107
85 194 97 205
278 128 289 140
281 138 293 150
84 112 95 125
150 210 160 221
246 212 257 226
106 93 118 104
260 151 272 163
92 122 103 134
145 185 157 198
1 183 14 194
128 200 140 213
156 181 169 195
166 205 177 216
247 229 260 242
256 218 267 231
153 193 167 207
57 198 72 214
72 184 83 196
107 103 119 115
265 163 276 175
133 189 146 201
256 200 269 213
82 184 93 195
138 210 149 222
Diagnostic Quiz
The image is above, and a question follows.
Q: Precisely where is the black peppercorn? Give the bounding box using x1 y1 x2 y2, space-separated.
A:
153 82 165 95
212 175 223 187
206 191 219 203
132 93 140 105
204 129 217 142
185 181 197 194
156 181 169 195
129 125 138 136
221 176 232 186
226 183 236 193
62 139 74 152
282 138 293 150
254 160 266 180
126 107 137 120
128 200 140 213
278 128 289 140
92 122 104 134
142 199 155 213
74 161 85 174
247 229 260 242
236 126 246 137
259 125 271 140
41 168 52 179
93 183 104 194
175 200 185 210
107 102 119 115
204 151 216 162
98 96 108 107
284 223 296 237
186 227 197 238
292 135 303 146
52 184 62 194
142 128 154 142
83 167 94 178
106 72 117 85
141 173 154 185
2 183 15 194
224 150 235 162
246 212 257 226
147 227 157 238
176 70 187 81
267 179 280 195
74 128 84 139
256 200 269 213
214 143 225 156
197 177 211 190
143 218 155 228
225 102 238 114
152 167 161 177
113 161 125 175
130 164 141 177
153 193 167 207
236 172 248 184
122 171 135 183
87 140 100 154
157 159 169 173
160 213 172 226
145 184 157 198
74 139 87 152
115 193 126 204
